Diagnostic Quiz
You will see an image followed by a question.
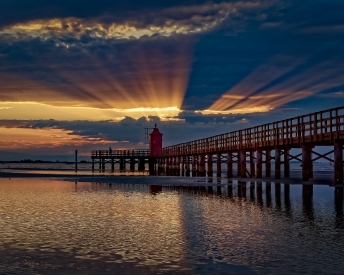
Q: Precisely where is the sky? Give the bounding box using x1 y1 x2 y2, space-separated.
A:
0 0 344 159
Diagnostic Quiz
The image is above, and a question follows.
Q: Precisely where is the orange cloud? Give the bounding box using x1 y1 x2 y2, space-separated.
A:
0 127 114 151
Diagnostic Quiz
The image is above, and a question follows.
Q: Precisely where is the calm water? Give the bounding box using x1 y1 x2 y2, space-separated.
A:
0 178 344 274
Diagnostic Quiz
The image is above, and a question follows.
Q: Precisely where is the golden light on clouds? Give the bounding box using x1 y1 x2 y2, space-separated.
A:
0 102 181 120
0 127 113 151
207 55 344 114
0 1 272 40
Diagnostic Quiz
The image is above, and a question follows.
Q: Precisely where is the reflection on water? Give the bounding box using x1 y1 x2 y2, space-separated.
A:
0 178 344 274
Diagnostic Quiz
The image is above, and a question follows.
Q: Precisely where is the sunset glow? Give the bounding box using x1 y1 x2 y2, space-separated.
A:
0 102 181 120
0 0 343 157
0 127 115 152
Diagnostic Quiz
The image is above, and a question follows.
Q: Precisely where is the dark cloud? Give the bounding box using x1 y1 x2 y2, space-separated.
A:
1 0 344 155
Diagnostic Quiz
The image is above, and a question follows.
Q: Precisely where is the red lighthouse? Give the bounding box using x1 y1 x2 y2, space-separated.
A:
149 124 163 156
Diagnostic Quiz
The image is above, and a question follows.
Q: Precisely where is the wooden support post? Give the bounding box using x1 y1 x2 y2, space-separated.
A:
181 156 185 177
192 155 197 177
186 156 191 177
302 145 313 181
130 158 135 172
256 149 262 178
176 156 181 176
111 158 114 171
237 152 241 177
172 157 176 176
227 151 233 178
275 147 281 179
334 142 343 183
102 157 105 171
240 150 246 178
166 157 170 175
171 157 175 176
92 158 94 172
120 158 124 171
98 151 101 170
216 152 221 177
266 149 271 177
75 150 78 172
162 158 166 175
250 151 255 177
149 157 155 176
284 149 290 178
138 158 145 171
199 154 206 177
207 154 213 177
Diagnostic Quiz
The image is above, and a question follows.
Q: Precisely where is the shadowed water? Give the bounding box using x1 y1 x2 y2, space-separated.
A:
0 178 343 274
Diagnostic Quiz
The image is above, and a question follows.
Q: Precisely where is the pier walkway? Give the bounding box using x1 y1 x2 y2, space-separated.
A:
92 106 344 182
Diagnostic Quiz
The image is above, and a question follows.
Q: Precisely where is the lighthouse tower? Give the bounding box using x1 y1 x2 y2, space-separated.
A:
149 124 163 156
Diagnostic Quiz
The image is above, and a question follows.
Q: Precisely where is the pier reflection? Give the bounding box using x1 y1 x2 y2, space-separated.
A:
1 178 344 275
335 187 344 228
302 185 314 221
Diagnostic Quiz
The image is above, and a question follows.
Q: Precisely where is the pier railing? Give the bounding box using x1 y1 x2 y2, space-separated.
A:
91 150 150 157
162 106 344 156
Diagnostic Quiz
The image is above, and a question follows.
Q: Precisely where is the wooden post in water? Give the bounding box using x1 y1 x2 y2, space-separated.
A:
75 150 78 172
237 152 241 177
227 151 233 178
186 156 191 177
199 154 206 177
275 147 281 179
138 158 145 171
256 149 262 178
334 142 343 183
207 154 213 177
250 151 255 177
181 156 185 177
302 145 313 181
266 149 271 177
284 149 290 178
240 150 246 178
192 155 197 176
130 158 135 172
216 152 221 177
102 157 105 171
98 151 101 170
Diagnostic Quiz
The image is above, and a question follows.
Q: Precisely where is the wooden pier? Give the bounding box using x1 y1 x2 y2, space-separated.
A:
91 149 150 172
92 106 344 182
162 106 344 182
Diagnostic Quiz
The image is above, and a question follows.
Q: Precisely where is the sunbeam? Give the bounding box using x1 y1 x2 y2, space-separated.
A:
206 54 344 114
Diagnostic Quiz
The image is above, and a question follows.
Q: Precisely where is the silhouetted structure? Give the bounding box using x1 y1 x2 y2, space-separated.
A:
92 106 344 182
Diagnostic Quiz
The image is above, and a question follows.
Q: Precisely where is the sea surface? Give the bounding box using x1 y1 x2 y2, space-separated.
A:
0 176 344 274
